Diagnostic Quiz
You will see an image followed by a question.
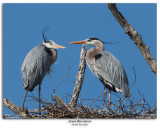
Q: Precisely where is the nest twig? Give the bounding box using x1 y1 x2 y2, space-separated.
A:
3 93 156 119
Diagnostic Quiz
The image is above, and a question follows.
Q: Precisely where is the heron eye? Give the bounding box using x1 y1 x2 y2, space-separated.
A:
88 39 92 42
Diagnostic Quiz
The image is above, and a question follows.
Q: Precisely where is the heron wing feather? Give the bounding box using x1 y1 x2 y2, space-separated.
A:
21 44 53 91
94 51 130 97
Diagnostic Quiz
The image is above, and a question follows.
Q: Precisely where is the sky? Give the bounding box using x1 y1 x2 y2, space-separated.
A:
3 3 157 116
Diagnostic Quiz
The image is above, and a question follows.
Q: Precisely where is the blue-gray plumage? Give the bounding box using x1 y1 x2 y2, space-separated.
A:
21 40 65 110
22 44 57 91
94 51 130 97
69 38 130 107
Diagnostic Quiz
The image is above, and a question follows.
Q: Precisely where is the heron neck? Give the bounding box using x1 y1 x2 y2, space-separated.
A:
50 49 57 64
86 42 104 60
95 42 104 53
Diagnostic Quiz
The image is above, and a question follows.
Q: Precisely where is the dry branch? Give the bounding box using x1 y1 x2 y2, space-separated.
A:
3 94 156 119
70 46 87 107
53 94 74 112
3 98 33 118
41 94 157 118
108 3 157 75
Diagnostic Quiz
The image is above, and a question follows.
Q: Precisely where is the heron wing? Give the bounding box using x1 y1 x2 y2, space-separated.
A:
94 51 130 97
21 44 53 91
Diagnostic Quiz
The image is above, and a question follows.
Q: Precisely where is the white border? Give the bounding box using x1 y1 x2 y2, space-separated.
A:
0 0 159 3
0 0 159 128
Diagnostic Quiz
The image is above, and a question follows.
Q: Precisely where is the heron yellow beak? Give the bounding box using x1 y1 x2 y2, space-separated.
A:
54 44 66 49
69 40 86 44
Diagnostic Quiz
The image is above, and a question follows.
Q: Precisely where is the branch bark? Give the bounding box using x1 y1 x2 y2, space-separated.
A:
3 98 33 118
53 95 74 112
108 3 157 75
70 46 87 107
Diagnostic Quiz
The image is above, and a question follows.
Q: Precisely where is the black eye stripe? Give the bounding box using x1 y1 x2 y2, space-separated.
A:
89 37 99 40
86 37 100 42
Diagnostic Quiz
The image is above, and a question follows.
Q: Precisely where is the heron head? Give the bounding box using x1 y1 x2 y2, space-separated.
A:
43 40 65 49
85 38 103 46
42 26 65 49
69 37 103 47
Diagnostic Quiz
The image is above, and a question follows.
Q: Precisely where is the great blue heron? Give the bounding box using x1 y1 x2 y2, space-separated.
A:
69 38 130 108
21 28 65 111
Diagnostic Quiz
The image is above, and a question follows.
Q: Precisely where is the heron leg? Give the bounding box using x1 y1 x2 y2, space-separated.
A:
102 87 107 108
39 84 41 115
108 89 111 110
21 90 28 110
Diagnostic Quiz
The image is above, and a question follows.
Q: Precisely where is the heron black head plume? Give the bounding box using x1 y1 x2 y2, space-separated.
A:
103 41 120 45
87 37 103 42
89 37 100 40
42 25 49 43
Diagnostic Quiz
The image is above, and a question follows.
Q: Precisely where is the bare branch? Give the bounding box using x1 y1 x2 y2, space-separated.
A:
3 94 156 119
53 95 74 112
53 67 71 94
130 66 136 90
70 46 87 107
108 3 157 75
2 98 33 118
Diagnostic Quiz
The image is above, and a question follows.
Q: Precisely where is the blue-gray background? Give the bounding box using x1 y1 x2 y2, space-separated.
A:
3 3 157 115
